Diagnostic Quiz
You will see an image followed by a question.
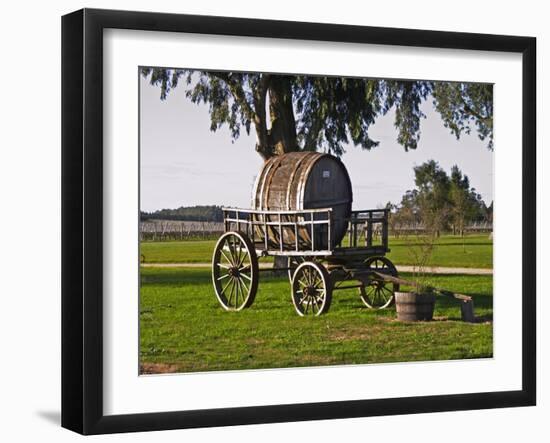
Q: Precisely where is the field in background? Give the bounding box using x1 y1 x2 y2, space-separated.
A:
140 268 493 373
140 234 493 268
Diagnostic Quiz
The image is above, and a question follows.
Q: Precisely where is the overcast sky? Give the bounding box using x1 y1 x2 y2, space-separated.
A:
139 73 493 213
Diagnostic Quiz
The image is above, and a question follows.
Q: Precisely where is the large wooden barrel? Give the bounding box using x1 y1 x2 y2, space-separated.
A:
252 152 353 249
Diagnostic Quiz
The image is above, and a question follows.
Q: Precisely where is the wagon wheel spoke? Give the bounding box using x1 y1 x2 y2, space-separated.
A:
367 286 378 305
380 286 393 301
234 278 242 307
287 256 306 284
311 296 319 313
302 268 310 286
236 243 244 267
308 268 316 286
239 277 250 295
227 279 236 306
221 277 232 295
238 278 245 307
219 249 233 266
226 239 238 266
232 279 240 307
313 275 323 289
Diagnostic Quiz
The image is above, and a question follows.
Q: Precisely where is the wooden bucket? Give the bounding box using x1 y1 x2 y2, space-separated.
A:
395 292 436 321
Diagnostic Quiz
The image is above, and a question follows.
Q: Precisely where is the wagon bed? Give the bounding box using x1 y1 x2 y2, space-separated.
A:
211 206 400 316
221 207 390 257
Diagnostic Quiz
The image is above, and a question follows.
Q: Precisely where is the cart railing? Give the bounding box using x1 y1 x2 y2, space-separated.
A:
222 207 389 255
344 209 389 251
222 207 334 255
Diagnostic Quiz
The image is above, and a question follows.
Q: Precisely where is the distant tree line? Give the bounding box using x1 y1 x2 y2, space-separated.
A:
387 160 492 237
140 205 224 222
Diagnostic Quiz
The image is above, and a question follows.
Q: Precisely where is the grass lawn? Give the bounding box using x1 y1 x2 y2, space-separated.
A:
141 240 217 263
386 235 493 269
140 234 493 268
140 267 493 374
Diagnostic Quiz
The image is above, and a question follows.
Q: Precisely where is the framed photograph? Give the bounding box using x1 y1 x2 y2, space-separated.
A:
61 8 536 435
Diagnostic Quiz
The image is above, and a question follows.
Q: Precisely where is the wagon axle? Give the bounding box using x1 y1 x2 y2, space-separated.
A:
227 267 241 277
302 286 317 297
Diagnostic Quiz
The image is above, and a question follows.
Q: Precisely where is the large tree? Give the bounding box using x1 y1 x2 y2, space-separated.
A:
391 161 488 236
412 160 451 236
448 165 487 234
141 68 493 160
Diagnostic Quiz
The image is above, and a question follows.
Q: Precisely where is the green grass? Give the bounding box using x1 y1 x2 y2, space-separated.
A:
386 235 493 269
140 240 218 263
140 267 493 374
140 234 493 268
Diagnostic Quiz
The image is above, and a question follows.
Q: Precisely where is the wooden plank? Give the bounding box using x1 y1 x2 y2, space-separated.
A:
372 272 473 302
460 300 476 323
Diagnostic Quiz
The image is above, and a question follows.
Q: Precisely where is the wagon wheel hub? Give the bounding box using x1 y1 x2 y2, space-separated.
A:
303 286 316 297
228 267 240 277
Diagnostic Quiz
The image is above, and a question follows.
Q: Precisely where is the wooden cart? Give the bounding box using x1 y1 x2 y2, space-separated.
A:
211 207 400 316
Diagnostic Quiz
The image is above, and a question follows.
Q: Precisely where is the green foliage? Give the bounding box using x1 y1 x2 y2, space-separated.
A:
448 165 485 235
141 67 493 158
433 82 493 150
392 161 490 234
292 76 384 154
413 160 451 230
383 80 432 151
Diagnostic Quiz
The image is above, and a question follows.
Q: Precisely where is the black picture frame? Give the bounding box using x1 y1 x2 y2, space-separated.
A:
61 8 536 435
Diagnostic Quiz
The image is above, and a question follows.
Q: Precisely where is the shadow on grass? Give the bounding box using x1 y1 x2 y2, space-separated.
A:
140 269 211 286
473 313 493 323
436 292 492 310
141 268 286 284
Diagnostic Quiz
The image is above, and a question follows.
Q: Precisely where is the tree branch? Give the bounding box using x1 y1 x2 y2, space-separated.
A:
208 72 256 122
458 94 490 123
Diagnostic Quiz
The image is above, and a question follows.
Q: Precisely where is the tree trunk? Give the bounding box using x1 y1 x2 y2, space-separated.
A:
254 75 298 160
252 76 298 269
268 76 297 156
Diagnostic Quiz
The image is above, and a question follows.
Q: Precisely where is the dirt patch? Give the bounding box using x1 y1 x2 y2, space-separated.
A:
140 362 180 374
377 316 400 324
328 326 385 341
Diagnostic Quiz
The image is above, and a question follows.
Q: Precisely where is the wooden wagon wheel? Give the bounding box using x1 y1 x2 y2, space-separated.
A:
291 262 332 316
359 256 399 309
212 231 259 311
